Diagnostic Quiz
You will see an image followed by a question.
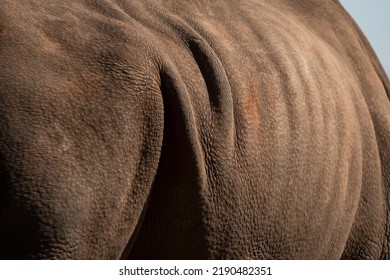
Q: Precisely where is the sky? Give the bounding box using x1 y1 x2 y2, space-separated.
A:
339 0 390 76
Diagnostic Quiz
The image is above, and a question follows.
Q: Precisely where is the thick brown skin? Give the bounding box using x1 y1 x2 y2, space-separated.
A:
0 0 389 259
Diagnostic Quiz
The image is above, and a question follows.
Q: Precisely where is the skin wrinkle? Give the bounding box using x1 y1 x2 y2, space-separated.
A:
0 0 389 259
180 17 244 158
145 16 239 257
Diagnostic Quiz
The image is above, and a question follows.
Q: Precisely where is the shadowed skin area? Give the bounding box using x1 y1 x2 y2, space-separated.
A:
0 0 389 259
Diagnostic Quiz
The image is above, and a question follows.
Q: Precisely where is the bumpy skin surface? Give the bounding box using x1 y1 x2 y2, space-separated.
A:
0 0 389 259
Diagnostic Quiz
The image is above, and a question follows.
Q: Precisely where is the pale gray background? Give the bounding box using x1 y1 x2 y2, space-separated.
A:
340 0 389 76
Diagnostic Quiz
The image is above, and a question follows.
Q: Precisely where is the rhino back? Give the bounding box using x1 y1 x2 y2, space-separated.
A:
0 0 389 259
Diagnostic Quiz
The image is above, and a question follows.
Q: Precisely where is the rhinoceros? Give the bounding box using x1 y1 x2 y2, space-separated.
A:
0 0 389 259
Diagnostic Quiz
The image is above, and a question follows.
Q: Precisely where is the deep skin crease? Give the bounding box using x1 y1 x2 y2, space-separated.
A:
0 0 389 259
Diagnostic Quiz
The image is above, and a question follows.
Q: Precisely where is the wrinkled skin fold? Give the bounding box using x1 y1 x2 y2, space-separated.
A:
0 0 389 259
